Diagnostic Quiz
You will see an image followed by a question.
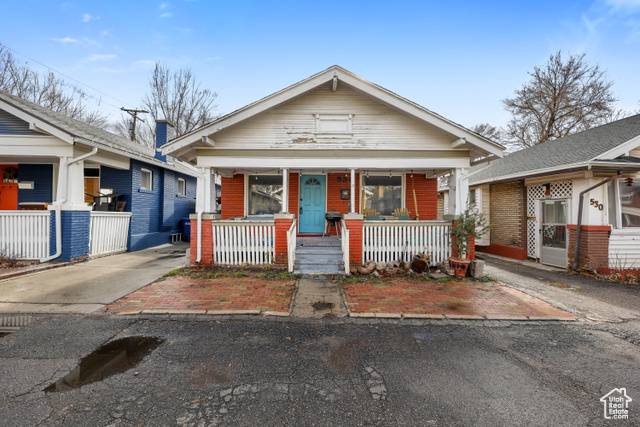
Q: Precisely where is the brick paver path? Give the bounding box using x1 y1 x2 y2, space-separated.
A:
342 279 575 319
105 277 296 314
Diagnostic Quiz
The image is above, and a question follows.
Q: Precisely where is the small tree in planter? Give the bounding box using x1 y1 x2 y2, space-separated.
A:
448 205 490 277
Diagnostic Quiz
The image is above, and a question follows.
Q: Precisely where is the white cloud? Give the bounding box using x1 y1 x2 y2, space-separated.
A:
81 13 99 22
134 60 156 69
52 37 78 44
160 2 169 9
159 12 173 18
85 54 117 61
607 0 640 7
100 30 110 36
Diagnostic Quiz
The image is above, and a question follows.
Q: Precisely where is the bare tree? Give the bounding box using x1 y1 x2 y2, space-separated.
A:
128 63 217 147
502 51 618 149
471 123 502 142
0 44 108 128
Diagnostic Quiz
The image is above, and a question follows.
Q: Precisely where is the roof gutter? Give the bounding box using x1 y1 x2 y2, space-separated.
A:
572 171 622 271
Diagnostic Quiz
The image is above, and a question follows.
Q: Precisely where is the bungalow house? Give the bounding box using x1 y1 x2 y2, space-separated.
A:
160 66 505 273
462 113 640 273
0 90 198 263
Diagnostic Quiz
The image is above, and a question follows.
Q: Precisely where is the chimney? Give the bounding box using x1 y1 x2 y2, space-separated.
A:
155 120 175 162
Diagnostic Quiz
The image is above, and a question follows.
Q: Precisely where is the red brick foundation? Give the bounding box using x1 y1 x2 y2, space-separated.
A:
190 219 214 265
476 243 528 260
274 217 294 266
567 225 611 271
344 216 363 266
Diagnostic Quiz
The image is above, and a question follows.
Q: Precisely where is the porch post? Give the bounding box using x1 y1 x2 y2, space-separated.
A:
203 167 212 213
450 168 469 215
282 168 289 214
350 168 355 214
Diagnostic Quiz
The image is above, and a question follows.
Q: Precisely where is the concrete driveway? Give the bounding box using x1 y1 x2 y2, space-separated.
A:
0 242 188 314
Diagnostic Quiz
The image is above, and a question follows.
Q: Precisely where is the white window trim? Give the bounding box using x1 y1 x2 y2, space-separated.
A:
141 168 153 191
244 173 284 218
177 177 186 196
359 172 406 215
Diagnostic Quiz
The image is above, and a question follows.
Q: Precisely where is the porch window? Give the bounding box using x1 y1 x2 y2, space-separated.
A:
140 169 153 191
248 175 282 216
362 175 402 216
619 180 640 228
177 178 186 196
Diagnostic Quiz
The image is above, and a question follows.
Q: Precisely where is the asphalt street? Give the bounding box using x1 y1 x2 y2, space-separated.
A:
0 313 638 426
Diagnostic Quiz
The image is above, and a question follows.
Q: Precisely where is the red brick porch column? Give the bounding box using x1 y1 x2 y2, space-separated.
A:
274 214 295 266
189 214 217 266
567 225 611 271
448 218 476 260
344 214 363 266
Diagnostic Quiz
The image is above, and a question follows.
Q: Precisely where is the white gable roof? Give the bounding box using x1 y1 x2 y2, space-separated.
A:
161 65 504 161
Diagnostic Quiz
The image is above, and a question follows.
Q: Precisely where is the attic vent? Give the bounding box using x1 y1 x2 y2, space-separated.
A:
314 114 353 138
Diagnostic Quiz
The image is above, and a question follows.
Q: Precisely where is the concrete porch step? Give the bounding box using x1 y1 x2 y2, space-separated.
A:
297 237 342 247
295 246 343 255
294 264 345 275
295 253 343 262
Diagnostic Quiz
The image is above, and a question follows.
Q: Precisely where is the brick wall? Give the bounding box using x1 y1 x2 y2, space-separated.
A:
406 175 437 220
275 217 294 265
221 175 244 219
568 225 610 271
345 218 363 265
326 173 359 235
59 211 90 264
18 164 53 205
190 219 213 265
489 181 527 249
289 173 299 220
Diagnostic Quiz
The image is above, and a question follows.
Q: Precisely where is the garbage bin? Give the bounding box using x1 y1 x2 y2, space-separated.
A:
181 218 191 242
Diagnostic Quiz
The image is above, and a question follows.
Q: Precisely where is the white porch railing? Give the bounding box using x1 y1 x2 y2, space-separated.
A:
212 221 275 265
89 212 132 257
363 220 452 265
341 219 350 274
286 219 297 272
0 211 51 260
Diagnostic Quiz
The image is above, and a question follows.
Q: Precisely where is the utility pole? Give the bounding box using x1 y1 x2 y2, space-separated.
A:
121 108 149 141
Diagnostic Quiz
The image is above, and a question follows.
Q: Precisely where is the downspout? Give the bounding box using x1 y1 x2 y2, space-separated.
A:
196 209 203 264
572 171 622 270
40 147 98 262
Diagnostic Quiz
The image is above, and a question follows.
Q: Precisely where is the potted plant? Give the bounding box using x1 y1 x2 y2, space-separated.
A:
448 204 490 277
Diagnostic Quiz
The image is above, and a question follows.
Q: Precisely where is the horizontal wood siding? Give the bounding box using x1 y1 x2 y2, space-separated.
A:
214 82 455 151
609 229 640 269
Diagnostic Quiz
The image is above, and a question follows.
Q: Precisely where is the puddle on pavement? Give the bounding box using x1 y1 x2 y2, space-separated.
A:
312 301 333 311
44 336 164 393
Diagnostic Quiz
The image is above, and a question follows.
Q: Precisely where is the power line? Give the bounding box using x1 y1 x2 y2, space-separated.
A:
0 41 138 112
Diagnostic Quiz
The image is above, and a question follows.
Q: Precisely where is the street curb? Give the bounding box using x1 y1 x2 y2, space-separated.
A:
207 309 261 315
403 313 446 319
444 314 487 320
262 310 290 317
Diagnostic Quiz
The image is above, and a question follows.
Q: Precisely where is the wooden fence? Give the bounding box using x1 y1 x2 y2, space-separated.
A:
212 221 275 265
362 220 452 265
0 211 51 260
89 212 132 257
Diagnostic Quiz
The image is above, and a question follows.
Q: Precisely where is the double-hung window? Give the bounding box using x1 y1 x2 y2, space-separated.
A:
141 168 153 191
248 175 283 215
362 175 402 216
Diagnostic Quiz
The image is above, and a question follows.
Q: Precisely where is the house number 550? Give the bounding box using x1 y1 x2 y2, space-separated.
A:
590 198 604 211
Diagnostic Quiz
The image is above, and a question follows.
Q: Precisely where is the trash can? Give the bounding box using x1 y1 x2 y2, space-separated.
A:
181 218 191 242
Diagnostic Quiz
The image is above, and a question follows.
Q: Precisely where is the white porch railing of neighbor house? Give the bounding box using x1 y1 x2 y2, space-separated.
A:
0 211 51 260
363 220 452 265
286 220 297 272
212 221 275 265
89 212 132 257
341 220 350 274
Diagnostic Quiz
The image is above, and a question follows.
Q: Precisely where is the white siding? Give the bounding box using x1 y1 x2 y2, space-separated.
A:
214 81 456 151
609 229 640 269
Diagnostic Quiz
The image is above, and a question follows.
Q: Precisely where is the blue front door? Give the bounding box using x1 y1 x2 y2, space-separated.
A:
299 175 326 234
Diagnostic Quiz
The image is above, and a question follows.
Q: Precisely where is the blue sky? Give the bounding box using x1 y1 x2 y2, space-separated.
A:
1 0 639 130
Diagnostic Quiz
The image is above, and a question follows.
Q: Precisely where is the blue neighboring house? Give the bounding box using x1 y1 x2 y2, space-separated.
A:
0 90 198 263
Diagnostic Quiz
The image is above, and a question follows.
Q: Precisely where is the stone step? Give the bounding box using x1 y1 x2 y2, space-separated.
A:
295 253 343 262
296 237 342 247
294 264 345 275
295 261 345 269
295 246 343 255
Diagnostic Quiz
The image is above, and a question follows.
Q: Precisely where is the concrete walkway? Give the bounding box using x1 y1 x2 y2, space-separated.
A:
0 242 188 314
291 278 348 318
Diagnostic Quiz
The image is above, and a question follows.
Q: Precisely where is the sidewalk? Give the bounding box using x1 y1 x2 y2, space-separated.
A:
0 243 189 314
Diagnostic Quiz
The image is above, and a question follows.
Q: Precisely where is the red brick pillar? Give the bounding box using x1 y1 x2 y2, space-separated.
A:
344 214 363 266
189 214 215 266
274 214 295 266
567 225 611 271
450 220 476 260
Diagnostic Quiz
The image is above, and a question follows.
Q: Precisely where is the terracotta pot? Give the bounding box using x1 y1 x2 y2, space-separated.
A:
448 257 471 278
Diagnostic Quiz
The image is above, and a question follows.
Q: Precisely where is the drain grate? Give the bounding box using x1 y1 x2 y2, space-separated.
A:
0 315 33 332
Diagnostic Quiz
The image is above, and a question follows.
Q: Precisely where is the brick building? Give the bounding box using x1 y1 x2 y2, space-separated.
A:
160 66 505 273
464 114 640 272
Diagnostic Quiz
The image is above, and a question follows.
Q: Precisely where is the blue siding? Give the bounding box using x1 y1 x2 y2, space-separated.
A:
174 173 197 229
100 165 133 212
50 210 90 263
18 164 53 205
0 110 45 136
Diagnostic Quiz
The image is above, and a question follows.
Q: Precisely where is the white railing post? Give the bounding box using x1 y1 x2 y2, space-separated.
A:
286 219 296 272
89 212 132 256
341 219 350 274
211 220 276 265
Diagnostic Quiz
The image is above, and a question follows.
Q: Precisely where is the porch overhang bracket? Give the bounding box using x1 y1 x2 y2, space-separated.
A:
451 138 467 149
